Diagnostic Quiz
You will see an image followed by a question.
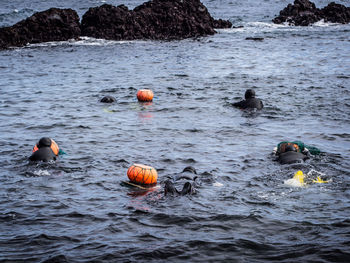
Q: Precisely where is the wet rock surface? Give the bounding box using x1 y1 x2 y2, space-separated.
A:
321 2 350 24
81 0 232 41
273 0 350 26
0 8 80 49
0 0 232 49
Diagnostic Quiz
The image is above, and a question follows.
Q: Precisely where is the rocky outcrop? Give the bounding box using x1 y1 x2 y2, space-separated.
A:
0 8 81 49
272 0 320 26
80 0 232 41
273 0 350 26
0 0 231 49
321 2 350 24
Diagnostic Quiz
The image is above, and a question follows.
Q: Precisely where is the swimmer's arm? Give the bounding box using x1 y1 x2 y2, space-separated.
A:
232 100 244 108
272 147 280 162
272 147 278 155
303 147 310 156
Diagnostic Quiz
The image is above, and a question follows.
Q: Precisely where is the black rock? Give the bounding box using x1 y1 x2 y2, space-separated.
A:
81 0 232 41
212 18 233 29
0 8 81 49
245 37 264 41
272 0 321 26
273 0 350 26
0 0 232 49
320 2 350 24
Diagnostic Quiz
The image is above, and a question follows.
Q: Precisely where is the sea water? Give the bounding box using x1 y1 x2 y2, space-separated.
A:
0 0 349 262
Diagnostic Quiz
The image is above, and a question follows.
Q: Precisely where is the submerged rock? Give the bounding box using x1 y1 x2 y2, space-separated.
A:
245 37 264 41
81 0 232 41
0 8 81 49
273 0 350 26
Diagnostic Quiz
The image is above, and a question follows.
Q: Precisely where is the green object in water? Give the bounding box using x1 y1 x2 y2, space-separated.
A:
58 149 66 155
304 144 321 155
277 141 321 155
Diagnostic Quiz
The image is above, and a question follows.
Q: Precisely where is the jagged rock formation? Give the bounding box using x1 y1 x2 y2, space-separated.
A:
0 8 80 49
321 2 350 24
81 0 232 41
273 0 350 26
0 0 231 49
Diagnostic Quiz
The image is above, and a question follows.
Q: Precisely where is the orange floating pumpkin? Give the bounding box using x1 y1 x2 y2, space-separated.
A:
137 89 154 102
33 138 59 156
127 164 158 185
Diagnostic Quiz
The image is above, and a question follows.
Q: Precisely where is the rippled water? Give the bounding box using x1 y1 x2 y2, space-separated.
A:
1 0 350 262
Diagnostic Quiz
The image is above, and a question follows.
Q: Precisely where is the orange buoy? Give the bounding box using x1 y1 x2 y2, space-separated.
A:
127 164 158 185
137 89 154 102
33 138 59 156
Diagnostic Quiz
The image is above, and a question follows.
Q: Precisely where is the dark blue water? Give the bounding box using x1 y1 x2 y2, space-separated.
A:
1 0 350 262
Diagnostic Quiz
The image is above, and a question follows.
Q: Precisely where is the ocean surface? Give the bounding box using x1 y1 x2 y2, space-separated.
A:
0 0 350 262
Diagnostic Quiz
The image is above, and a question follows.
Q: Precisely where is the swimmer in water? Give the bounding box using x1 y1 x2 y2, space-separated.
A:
100 95 116 103
232 89 263 110
164 166 198 196
29 137 59 162
273 142 310 164
285 170 329 187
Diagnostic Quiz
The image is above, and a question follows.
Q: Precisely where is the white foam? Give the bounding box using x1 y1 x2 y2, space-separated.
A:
246 21 286 29
220 20 350 36
74 36 149 46
32 169 51 177
307 169 326 178
25 36 139 48
313 19 342 27
217 21 297 35
213 182 223 187
73 36 126 46
284 178 305 187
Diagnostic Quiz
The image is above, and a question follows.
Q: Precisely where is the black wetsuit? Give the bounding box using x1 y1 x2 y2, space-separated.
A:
278 151 308 164
232 98 264 110
29 147 56 162
164 167 197 196
100 96 116 103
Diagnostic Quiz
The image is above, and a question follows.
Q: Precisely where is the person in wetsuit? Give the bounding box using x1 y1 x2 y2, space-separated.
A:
100 95 116 103
232 89 263 110
29 137 57 162
164 166 198 196
276 144 309 164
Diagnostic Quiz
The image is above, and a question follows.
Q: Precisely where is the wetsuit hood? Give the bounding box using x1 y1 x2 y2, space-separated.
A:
285 145 297 152
182 166 197 174
38 137 52 148
245 89 256 99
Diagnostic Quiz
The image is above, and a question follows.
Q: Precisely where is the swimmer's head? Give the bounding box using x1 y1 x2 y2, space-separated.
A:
245 89 255 99
38 137 52 148
100 95 116 103
182 166 197 174
285 144 297 152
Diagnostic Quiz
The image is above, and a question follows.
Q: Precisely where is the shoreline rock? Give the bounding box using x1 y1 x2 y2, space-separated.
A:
0 0 232 49
81 0 232 41
321 2 350 24
273 0 350 26
0 8 81 49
